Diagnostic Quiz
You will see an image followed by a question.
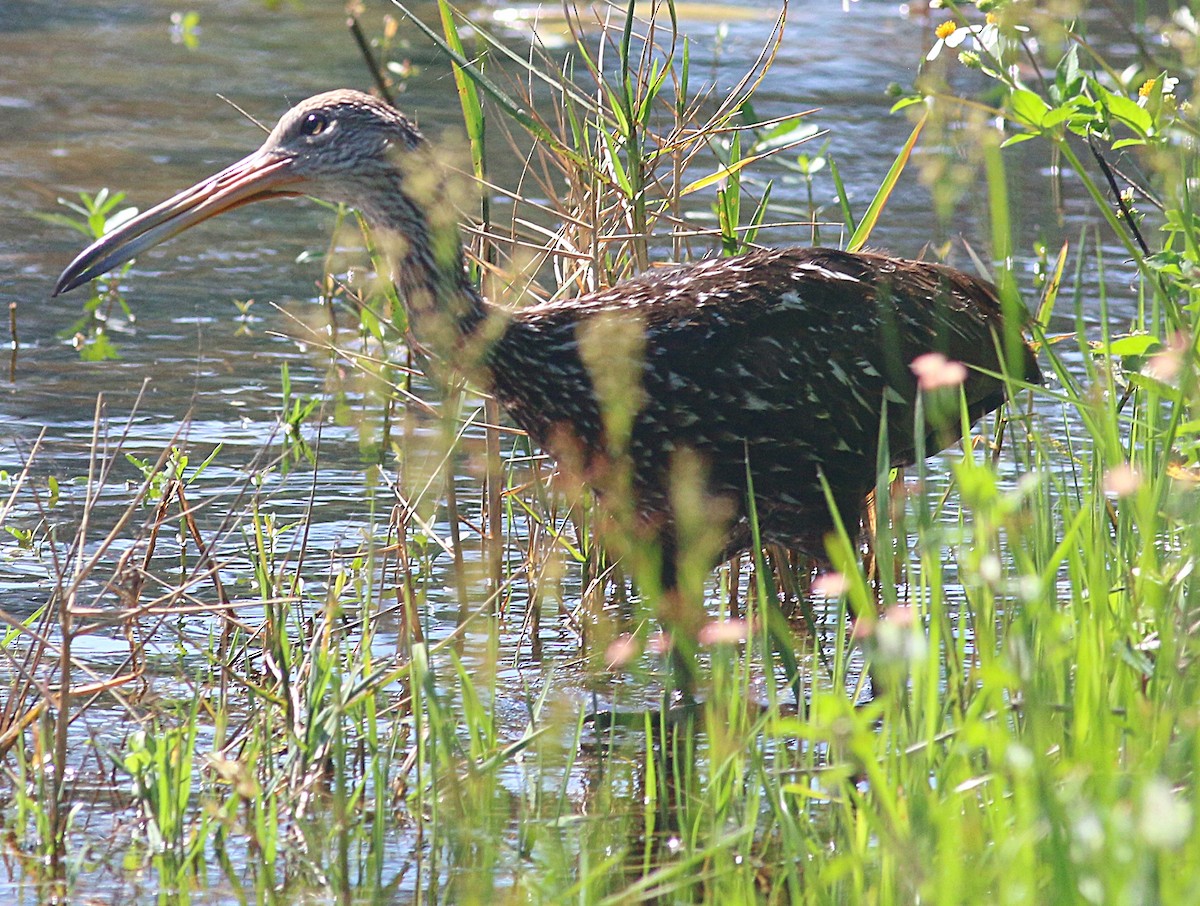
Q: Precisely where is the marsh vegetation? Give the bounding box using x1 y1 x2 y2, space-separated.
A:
2 0 1199 902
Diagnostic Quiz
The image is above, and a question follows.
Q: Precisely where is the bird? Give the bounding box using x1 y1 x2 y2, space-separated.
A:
54 89 1041 602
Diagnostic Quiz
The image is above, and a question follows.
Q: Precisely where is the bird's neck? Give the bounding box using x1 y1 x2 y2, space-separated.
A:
390 219 490 349
369 167 498 378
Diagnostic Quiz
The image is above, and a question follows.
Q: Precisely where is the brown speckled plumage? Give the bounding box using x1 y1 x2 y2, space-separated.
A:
55 90 1041 577
491 246 1038 563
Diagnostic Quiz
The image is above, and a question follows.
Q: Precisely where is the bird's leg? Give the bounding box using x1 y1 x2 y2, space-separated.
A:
623 536 704 702
862 489 879 593
861 474 906 613
657 584 705 704
767 544 814 619
725 554 743 622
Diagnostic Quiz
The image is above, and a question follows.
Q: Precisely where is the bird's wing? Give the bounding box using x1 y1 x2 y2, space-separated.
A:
631 248 1028 493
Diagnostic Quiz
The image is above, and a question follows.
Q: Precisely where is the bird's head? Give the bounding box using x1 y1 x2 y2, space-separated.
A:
264 90 426 202
54 90 432 295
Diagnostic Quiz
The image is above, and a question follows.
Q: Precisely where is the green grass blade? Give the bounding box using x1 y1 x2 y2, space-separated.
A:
847 111 927 252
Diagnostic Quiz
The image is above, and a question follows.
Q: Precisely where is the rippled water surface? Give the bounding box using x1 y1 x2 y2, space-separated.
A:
2 2 1114 576
0 0 1143 899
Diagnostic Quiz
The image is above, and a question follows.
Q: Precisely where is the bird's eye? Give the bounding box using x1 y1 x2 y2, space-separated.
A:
300 112 330 137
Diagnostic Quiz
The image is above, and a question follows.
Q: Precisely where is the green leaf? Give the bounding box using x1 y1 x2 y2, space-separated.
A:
1041 105 1077 129
1052 44 1083 103
1102 334 1160 357
829 156 857 234
1000 132 1039 148
31 211 94 236
1101 88 1153 136
79 332 121 362
889 96 925 113
681 152 764 196
1009 89 1050 128
104 206 140 233
754 116 819 153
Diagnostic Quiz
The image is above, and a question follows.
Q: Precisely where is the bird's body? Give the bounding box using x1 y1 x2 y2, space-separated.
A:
55 89 1041 582
490 245 1032 564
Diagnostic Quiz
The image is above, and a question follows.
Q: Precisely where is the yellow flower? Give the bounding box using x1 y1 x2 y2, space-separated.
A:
1139 78 1156 98
927 16 1011 62
986 12 998 25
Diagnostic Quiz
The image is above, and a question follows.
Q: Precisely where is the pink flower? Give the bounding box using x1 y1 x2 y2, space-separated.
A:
605 633 640 669
812 572 848 597
910 352 968 390
1103 464 1142 498
698 619 749 646
647 631 672 655
850 616 876 640
884 604 916 627
1145 332 1190 383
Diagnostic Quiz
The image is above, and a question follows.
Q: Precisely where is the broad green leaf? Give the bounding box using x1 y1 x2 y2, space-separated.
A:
1101 88 1153 135
1009 89 1050 127
755 117 819 153
1041 105 1077 129
1102 334 1160 357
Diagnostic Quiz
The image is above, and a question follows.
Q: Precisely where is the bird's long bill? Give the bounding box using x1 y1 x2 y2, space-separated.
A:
53 149 300 296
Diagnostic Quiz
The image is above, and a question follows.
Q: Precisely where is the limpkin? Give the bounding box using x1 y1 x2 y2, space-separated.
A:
55 89 1041 603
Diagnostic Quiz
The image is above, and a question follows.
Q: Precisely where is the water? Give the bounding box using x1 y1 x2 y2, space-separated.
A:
0 0 1146 899
2 0 1117 606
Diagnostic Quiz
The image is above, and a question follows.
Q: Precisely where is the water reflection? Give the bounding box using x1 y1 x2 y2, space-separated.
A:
0 0 1116 693
0 0 1135 898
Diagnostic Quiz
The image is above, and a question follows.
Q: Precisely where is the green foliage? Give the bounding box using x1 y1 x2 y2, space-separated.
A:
38 189 139 360
15 0 1200 902
278 362 319 472
120 719 202 859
